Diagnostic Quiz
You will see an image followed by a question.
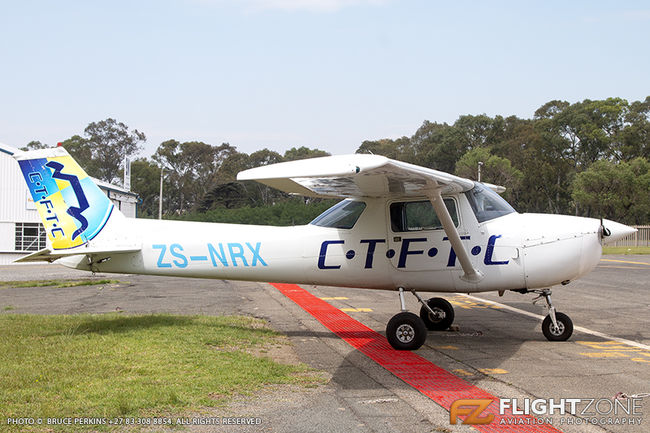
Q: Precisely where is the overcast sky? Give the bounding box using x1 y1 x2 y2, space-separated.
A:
1 0 649 156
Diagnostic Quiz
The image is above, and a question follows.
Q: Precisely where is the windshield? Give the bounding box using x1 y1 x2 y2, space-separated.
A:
465 182 516 223
310 200 366 229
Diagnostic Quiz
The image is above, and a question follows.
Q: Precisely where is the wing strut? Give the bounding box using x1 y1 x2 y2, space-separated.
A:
427 189 483 283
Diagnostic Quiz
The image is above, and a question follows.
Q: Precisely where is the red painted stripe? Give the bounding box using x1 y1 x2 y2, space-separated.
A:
271 283 562 433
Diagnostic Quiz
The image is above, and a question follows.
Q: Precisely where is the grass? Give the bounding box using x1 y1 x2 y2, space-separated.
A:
0 279 119 289
0 314 318 432
602 246 650 255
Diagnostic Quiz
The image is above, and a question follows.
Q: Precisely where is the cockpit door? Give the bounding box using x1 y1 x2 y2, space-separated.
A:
386 197 468 273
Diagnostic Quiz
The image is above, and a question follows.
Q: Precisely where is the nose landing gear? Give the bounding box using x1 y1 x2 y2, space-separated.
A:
385 288 456 350
532 289 573 341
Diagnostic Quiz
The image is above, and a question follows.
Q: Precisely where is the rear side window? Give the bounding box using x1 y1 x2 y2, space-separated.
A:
390 199 458 232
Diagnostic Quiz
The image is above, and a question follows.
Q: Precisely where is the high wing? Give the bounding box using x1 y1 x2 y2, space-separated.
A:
237 154 475 198
238 154 486 283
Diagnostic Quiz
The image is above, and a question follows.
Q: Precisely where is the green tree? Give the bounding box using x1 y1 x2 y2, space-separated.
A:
357 138 402 159
202 149 289 211
130 158 162 218
453 114 503 150
60 135 97 177
243 149 286 205
617 96 650 160
179 198 337 226
84 118 146 184
535 98 630 169
454 148 523 203
217 151 252 183
153 140 236 214
199 182 254 210
249 148 284 167
408 121 454 170
21 140 49 151
408 116 506 173
533 102 581 214
491 116 569 214
572 157 650 225
283 146 330 161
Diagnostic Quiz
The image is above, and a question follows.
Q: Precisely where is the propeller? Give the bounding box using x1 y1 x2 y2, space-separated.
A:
599 217 611 241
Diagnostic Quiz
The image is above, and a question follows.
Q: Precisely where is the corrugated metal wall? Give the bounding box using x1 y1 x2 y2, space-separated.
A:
0 152 42 264
0 152 41 223
0 253 29 265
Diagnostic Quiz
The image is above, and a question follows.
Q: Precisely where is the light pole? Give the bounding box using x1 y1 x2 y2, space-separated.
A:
158 167 163 220
478 161 483 182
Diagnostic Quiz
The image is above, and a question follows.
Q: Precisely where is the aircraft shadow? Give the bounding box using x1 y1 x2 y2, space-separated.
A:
46 314 196 336
327 305 544 391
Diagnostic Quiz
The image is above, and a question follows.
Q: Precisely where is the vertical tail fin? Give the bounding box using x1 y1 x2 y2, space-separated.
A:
15 147 116 250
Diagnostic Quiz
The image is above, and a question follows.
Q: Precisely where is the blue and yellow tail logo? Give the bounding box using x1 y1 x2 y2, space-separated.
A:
18 150 114 250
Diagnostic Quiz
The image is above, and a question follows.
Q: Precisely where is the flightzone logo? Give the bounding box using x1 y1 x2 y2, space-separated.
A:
449 399 495 425
450 397 643 426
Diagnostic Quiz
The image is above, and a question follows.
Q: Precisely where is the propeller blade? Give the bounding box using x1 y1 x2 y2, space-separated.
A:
599 217 611 240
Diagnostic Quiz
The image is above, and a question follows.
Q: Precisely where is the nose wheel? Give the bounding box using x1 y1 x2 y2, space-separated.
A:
542 312 573 341
533 289 573 341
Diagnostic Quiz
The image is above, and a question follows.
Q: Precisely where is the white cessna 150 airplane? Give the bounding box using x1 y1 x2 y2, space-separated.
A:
13 146 635 350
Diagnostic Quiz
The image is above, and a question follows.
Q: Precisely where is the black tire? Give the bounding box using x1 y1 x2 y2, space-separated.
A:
386 312 427 350
419 297 455 331
542 312 573 341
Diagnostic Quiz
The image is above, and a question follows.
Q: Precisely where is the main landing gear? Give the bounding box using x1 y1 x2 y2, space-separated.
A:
385 288 456 350
530 288 573 341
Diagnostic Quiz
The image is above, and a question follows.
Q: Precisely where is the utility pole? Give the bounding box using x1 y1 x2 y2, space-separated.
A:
158 167 163 220
123 157 131 190
478 161 483 182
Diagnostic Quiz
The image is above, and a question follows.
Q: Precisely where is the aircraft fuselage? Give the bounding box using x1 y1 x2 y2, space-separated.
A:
63 194 608 294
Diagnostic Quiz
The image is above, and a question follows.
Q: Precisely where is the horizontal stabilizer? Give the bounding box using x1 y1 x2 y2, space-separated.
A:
15 245 141 263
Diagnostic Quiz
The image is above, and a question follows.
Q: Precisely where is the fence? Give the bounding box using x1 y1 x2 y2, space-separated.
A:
611 225 650 247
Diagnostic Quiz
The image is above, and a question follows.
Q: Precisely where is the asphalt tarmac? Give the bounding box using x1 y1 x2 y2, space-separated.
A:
0 255 648 433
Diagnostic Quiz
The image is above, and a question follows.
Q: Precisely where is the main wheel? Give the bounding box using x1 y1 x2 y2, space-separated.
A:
419 297 455 331
386 312 427 350
542 312 573 341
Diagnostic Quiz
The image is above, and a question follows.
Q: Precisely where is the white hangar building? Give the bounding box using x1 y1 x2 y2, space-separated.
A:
0 143 138 265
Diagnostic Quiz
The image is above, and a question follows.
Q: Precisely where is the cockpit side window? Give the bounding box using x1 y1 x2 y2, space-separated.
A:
310 200 367 229
465 182 516 223
390 198 458 232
